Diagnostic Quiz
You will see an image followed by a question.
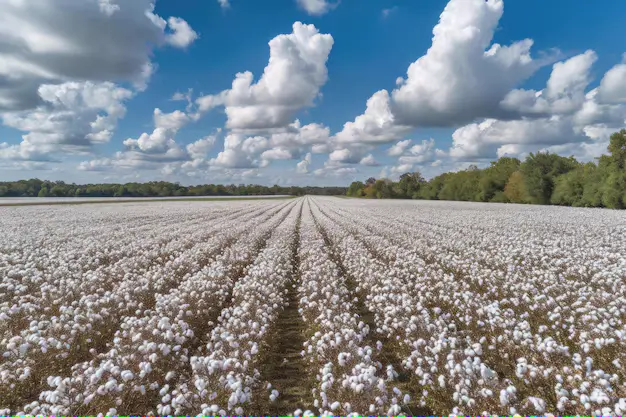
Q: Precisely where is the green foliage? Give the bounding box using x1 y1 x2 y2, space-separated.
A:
479 157 521 202
520 152 580 205
346 130 626 210
396 172 425 199
346 181 365 197
0 179 347 198
504 171 529 203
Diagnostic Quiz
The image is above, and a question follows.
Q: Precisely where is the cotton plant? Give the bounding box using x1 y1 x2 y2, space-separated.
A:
2 199 297 414
2 196 626 415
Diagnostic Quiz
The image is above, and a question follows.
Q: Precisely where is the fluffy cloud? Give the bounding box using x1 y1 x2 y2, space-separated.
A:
154 108 190 130
391 0 548 126
296 152 312 173
387 139 412 156
328 148 363 164
0 81 133 161
209 134 269 168
335 90 411 145
186 135 217 160
449 55 626 161
335 0 552 146
296 0 335 16
397 138 445 165
597 56 626 104
501 51 597 116
195 22 333 131
359 154 380 166
449 117 584 160
164 17 199 49
0 0 197 112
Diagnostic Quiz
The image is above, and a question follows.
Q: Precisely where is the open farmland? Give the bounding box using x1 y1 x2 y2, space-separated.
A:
1 197 625 416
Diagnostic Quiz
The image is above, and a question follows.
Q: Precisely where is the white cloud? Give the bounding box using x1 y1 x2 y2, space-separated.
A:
218 0 230 9
335 0 553 147
329 148 362 164
391 163 414 175
501 51 597 116
449 54 626 161
296 0 335 16
391 0 549 126
0 0 197 112
387 139 412 156
0 81 133 161
186 135 217 160
335 90 411 145
165 17 199 49
597 56 626 104
261 148 293 161
195 22 333 131
359 154 380 166
209 134 269 168
154 108 190 130
398 138 442 165
296 152 312 173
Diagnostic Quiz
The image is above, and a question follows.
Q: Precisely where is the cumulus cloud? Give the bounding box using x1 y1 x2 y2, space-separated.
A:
501 51 597 116
335 90 411 145
359 154 380 166
296 152 312 173
209 134 269 168
186 135 217 160
397 138 444 165
154 108 190 130
165 17 199 49
195 22 333 131
0 81 133 161
387 139 412 156
0 0 197 112
328 148 363 164
335 0 553 146
296 0 336 16
597 55 626 104
449 54 626 161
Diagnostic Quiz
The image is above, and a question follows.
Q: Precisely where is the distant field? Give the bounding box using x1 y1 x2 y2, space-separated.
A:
0 195 293 206
1 197 625 415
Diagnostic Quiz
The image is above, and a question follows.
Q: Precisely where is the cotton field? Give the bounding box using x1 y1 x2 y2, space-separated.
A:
1 197 625 416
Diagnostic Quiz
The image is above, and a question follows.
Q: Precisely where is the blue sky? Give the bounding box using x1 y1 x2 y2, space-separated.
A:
1 0 625 185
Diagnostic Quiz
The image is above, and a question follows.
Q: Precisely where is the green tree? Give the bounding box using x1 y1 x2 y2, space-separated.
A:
504 171 529 203
520 152 580 204
479 157 521 202
347 181 365 197
396 172 425 199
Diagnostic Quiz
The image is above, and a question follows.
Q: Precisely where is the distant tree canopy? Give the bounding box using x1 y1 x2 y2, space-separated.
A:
0 180 346 198
349 129 626 209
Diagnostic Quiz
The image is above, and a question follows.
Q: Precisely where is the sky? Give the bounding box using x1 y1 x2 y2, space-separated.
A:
1 0 625 186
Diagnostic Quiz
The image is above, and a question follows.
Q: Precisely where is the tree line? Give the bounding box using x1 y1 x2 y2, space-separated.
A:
347 129 626 209
0 180 346 198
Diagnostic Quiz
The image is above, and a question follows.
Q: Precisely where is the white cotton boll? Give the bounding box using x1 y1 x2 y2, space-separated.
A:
330 401 340 411
500 389 509 406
